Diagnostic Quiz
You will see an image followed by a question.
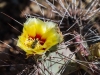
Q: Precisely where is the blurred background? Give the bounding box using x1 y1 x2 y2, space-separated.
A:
0 0 30 41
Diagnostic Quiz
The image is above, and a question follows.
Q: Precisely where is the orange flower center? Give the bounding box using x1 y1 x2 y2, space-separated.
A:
28 34 46 48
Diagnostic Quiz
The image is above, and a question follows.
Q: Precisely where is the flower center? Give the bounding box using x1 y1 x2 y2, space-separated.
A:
25 34 46 49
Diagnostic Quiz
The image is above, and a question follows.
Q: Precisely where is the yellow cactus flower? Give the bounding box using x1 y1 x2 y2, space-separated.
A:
17 18 63 56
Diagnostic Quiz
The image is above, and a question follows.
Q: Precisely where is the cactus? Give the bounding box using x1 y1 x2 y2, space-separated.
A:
28 0 100 75
0 0 100 75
